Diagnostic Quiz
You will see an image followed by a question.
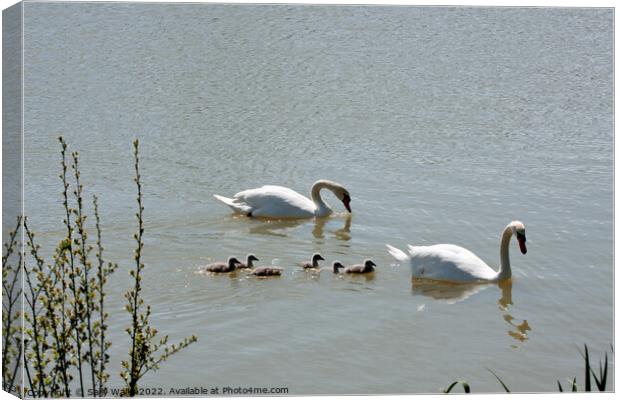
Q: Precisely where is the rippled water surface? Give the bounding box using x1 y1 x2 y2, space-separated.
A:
21 4 612 394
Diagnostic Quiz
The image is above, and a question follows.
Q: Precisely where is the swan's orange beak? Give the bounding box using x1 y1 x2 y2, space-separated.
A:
517 233 527 254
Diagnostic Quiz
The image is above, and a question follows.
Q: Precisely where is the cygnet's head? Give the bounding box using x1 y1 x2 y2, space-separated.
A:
228 257 242 267
332 261 345 273
312 253 325 263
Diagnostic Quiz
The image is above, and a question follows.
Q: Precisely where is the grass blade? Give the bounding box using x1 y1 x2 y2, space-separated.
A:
572 377 578 392
557 380 563 392
443 381 458 393
592 360 603 390
584 344 591 391
486 369 510 393
602 352 608 390
444 381 470 393
595 353 608 391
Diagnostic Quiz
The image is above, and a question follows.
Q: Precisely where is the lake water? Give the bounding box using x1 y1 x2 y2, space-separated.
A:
20 3 613 394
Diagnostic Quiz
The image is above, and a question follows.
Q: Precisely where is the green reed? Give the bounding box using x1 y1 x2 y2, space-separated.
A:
2 216 23 396
2 137 196 397
93 194 118 395
556 343 610 392
444 344 611 393
120 139 197 397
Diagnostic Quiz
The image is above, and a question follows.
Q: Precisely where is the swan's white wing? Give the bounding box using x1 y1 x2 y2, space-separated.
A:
213 194 253 214
406 244 498 282
233 185 316 218
386 244 410 263
408 244 486 262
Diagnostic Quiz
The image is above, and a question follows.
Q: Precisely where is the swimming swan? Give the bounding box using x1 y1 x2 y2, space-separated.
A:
203 257 242 273
300 253 325 270
213 180 351 218
386 221 527 283
332 259 376 274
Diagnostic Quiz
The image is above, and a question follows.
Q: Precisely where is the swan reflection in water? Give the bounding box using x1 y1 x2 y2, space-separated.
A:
497 281 531 346
411 279 531 346
410 279 492 304
313 214 351 241
245 214 352 241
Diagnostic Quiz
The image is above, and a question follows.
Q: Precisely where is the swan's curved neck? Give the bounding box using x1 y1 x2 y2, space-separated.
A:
310 181 335 214
497 225 513 281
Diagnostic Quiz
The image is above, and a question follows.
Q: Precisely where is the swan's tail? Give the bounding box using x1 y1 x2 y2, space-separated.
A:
386 244 409 263
213 194 252 214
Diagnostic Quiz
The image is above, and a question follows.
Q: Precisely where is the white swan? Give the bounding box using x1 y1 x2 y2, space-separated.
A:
386 221 527 283
213 180 351 218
